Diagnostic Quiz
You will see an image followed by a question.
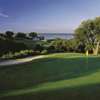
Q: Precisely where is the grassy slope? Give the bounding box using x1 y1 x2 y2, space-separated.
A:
0 53 100 100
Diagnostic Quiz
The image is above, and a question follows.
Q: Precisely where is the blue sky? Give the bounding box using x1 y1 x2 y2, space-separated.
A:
0 0 100 33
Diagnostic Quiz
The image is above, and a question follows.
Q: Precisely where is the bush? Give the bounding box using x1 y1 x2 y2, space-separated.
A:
41 50 48 55
0 40 28 56
1 52 14 59
0 49 41 60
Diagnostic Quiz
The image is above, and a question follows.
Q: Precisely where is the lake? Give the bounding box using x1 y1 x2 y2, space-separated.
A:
38 33 74 40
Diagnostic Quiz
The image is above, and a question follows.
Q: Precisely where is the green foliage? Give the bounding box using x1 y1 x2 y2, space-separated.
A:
41 49 48 55
1 49 40 59
47 38 78 53
5 31 14 39
0 33 6 40
1 52 14 59
50 39 64 52
15 32 27 39
75 17 100 52
0 39 28 57
65 39 78 52
29 32 37 39
34 43 44 52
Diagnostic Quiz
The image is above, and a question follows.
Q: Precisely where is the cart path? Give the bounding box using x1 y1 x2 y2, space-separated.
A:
0 55 45 66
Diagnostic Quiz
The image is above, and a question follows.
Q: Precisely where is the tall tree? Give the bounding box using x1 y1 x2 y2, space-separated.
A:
5 31 14 39
29 32 37 39
75 17 100 55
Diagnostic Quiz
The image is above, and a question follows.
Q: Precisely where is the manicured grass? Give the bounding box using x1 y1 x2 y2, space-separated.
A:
0 53 100 100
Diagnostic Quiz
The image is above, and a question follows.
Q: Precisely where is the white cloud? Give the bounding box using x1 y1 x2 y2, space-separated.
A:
0 12 8 18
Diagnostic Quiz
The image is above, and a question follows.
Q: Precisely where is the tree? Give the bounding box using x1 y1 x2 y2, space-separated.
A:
5 31 14 39
29 32 37 39
38 36 44 40
65 39 78 52
75 17 100 55
15 32 26 39
0 33 6 40
50 39 66 52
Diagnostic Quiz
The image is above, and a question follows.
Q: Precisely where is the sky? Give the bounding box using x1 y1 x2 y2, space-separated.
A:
0 0 100 33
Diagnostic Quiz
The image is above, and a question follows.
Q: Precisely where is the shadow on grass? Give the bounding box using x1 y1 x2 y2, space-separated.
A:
0 56 100 94
1 83 100 100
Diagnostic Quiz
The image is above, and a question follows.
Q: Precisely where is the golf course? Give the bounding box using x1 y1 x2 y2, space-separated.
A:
0 53 100 100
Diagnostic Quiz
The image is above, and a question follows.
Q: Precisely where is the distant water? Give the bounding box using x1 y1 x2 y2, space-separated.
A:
38 33 74 40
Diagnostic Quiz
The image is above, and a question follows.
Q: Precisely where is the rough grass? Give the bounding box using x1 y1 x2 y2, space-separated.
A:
0 53 100 100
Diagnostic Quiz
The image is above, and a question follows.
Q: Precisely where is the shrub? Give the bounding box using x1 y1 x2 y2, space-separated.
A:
0 49 41 59
0 40 28 56
1 52 14 59
41 50 48 55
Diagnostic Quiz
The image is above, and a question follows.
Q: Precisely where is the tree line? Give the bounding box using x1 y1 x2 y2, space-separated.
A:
0 31 44 40
1 16 100 59
0 31 42 59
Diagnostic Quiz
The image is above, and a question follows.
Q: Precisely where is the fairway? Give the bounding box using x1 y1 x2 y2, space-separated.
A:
0 53 100 100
